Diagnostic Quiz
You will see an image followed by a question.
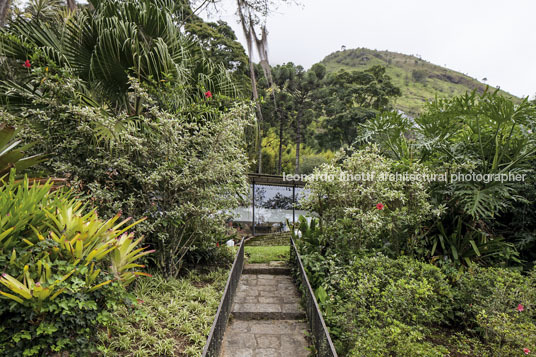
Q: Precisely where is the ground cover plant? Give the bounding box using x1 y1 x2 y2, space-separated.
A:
97 269 229 357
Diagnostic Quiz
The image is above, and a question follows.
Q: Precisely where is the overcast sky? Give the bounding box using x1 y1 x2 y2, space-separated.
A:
202 0 536 98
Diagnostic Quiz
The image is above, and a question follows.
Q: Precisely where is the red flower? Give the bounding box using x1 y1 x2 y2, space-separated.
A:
23 60 31 68
204 91 212 98
517 304 525 312
524 348 531 355
376 203 384 210
216 242 220 247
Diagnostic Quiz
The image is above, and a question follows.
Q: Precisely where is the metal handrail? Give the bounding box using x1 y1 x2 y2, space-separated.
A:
202 237 245 357
290 237 338 357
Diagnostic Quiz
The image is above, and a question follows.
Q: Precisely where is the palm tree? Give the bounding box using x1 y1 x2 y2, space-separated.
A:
0 0 238 114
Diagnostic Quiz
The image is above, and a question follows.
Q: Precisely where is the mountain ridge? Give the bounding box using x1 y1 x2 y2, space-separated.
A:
320 48 519 115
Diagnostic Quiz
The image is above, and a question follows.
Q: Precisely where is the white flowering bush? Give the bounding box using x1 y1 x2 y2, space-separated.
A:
301 145 441 255
4 70 253 278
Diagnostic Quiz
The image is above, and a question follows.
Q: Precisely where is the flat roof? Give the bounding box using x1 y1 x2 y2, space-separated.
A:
248 173 306 187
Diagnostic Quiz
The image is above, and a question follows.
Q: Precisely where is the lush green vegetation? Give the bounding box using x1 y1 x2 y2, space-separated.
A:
253 49 525 177
0 173 151 356
321 48 520 116
97 269 229 357
256 62 401 174
359 92 536 265
295 91 536 356
299 248 536 356
0 0 252 279
1 0 535 356
245 246 289 263
0 0 248 354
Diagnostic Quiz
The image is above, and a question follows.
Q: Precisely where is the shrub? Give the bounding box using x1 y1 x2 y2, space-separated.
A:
301 246 536 356
5 72 251 278
0 0 253 278
0 174 151 356
349 321 449 357
334 255 453 325
299 154 329 174
0 124 43 176
305 253 454 356
451 265 536 353
411 69 428 84
301 145 441 257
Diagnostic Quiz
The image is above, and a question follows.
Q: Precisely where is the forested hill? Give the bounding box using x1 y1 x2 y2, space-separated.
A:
321 48 519 116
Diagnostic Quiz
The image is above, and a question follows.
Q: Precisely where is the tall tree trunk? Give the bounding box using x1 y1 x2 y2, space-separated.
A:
66 0 77 11
277 110 284 174
237 2 282 175
0 0 11 26
237 0 264 174
252 25 285 176
247 48 263 174
295 114 301 174
255 98 263 173
253 26 272 84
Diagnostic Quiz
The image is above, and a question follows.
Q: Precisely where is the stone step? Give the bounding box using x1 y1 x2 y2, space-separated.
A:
243 263 291 275
221 262 310 356
221 319 310 357
231 273 305 321
232 306 305 320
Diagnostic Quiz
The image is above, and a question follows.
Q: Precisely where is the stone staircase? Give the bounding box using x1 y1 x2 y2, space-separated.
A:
220 262 310 356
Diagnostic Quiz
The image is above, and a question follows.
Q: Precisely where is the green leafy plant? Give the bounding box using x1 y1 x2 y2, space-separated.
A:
97 269 229 357
0 0 253 278
303 254 454 356
0 124 43 177
301 249 536 356
292 216 324 254
450 265 536 354
359 91 536 265
430 218 519 266
0 0 238 114
0 172 151 355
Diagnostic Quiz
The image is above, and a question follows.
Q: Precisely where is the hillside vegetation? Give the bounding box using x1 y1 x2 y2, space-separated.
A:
321 48 519 115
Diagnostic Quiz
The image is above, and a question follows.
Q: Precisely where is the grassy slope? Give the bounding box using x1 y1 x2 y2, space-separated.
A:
320 48 519 116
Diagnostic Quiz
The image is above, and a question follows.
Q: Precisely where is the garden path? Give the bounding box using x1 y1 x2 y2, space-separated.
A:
220 262 310 357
